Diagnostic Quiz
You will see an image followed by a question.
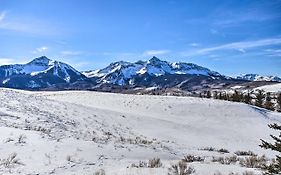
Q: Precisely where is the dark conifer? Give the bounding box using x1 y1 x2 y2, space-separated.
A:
206 91 211 98
255 90 265 107
243 91 251 104
260 123 281 174
265 92 274 111
277 93 281 112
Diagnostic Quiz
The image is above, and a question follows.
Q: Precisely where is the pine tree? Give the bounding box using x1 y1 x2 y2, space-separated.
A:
260 123 281 174
223 93 230 101
206 91 211 98
277 93 281 112
265 92 274 111
222 93 226 100
213 91 218 99
255 90 265 107
219 92 223 100
243 92 251 104
231 90 241 102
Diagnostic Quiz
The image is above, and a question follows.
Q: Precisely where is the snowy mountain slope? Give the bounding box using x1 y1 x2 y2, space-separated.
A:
83 57 225 86
0 56 87 89
253 83 281 93
236 74 281 82
0 88 280 174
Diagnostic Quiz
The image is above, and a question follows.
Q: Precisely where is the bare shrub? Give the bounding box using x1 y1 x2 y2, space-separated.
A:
242 171 255 175
168 161 195 175
45 153 52 165
131 137 153 145
234 151 256 156
4 137 14 143
182 155 204 162
200 147 229 153
34 126 51 134
214 172 241 175
239 155 267 168
131 161 147 168
226 156 239 164
228 173 239 175
118 136 153 146
200 147 215 151
94 169 105 175
131 158 162 168
212 156 238 165
0 153 24 168
66 155 75 162
217 148 229 153
148 158 162 168
17 134 27 144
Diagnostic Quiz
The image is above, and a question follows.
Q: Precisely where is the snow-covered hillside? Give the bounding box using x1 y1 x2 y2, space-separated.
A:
0 88 280 174
253 83 281 93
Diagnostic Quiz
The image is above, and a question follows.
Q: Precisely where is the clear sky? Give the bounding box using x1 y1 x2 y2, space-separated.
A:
0 0 281 76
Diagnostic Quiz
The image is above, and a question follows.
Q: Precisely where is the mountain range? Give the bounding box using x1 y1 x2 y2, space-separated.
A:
235 74 281 82
0 56 280 91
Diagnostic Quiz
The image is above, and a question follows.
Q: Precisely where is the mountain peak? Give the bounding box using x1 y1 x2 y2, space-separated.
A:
149 56 161 62
28 56 52 65
0 56 86 89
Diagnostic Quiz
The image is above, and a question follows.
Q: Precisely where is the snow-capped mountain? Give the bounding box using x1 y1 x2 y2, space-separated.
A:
236 74 281 82
0 56 87 89
83 56 225 86
1 56 279 91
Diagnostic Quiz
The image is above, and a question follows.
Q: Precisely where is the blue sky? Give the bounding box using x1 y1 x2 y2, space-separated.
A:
0 0 281 76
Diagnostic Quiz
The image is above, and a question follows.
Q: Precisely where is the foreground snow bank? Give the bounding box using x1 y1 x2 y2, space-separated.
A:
0 88 280 174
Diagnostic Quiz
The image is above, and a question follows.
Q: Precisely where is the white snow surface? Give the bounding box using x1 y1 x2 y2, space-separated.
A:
254 83 281 93
82 69 101 77
0 88 280 174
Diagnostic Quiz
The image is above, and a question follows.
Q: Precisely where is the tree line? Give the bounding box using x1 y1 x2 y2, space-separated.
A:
199 90 281 112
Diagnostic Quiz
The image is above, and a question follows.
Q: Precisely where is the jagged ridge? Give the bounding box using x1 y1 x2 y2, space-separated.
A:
83 56 225 86
0 56 87 89
236 74 281 82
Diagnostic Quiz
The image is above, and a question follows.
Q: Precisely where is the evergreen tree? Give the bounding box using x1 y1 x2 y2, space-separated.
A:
206 91 211 98
223 93 227 100
231 90 241 102
255 90 265 107
243 91 251 104
213 91 218 99
265 92 274 111
277 93 281 112
218 92 223 100
223 93 230 101
260 123 281 174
